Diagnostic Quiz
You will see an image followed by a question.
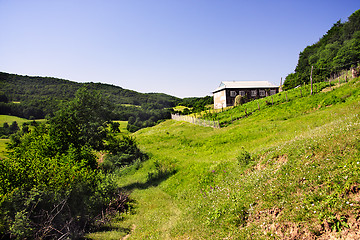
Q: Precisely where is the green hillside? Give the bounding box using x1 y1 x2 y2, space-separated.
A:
86 76 360 239
0 72 180 131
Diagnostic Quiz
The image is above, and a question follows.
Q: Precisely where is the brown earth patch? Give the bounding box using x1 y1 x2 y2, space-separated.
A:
246 207 360 239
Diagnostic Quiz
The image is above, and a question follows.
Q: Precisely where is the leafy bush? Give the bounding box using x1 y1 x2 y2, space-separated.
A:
237 149 252 166
320 95 345 107
234 95 246 106
101 135 147 172
0 174 127 239
147 160 177 182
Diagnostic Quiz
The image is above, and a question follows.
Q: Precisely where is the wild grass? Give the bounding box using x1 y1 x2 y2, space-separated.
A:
88 78 360 239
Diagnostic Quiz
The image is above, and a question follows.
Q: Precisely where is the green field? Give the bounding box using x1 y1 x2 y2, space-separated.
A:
87 78 360 239
0 115 30 125
0 115 46 126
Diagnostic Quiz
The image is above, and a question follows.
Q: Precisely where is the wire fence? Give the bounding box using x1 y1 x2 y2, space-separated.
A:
171 114 220 129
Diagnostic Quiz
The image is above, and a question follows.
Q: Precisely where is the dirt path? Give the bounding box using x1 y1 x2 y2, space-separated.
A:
122 224 136 240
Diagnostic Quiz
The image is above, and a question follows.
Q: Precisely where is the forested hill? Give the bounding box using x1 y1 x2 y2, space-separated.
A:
284 9 360 89
0 71 180 131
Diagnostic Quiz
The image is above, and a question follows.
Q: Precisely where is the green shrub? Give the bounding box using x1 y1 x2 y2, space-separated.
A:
147 160 177 182
0 166 127 239
320 95 344 107
102 135 147 172
237 149 252 166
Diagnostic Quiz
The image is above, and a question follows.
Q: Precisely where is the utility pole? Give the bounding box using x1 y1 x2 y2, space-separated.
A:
310 65 313 95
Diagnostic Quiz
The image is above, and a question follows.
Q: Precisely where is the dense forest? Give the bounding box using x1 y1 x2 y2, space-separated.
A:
283 9 360 89
0 72 181 131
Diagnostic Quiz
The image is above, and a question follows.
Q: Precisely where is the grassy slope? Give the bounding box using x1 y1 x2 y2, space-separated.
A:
88 79 360 239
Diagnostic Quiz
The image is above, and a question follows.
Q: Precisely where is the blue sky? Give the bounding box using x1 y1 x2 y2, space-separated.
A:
0 1 359 98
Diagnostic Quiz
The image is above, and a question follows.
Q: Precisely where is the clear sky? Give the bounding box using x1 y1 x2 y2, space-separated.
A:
0 1 359 98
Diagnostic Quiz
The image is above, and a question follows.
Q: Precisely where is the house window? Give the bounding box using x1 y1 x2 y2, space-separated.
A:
251 90 257 97
230 91 237 97
270 89 276 95
239 91 245 96
259 90 266 97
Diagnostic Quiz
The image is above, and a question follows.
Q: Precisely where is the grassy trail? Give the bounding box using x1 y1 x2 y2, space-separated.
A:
87 166 182 239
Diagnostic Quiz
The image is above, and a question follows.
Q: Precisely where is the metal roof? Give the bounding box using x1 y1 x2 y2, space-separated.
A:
213 81 279 93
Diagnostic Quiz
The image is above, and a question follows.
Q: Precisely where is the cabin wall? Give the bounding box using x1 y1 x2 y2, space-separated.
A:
213 90 226 109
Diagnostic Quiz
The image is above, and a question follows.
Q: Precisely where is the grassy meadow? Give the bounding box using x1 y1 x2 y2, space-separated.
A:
86 77 360 239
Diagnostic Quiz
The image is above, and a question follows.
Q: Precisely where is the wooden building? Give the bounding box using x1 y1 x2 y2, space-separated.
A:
213 81 279 109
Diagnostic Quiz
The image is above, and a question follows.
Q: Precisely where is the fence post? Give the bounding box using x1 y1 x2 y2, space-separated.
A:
310 65 313 95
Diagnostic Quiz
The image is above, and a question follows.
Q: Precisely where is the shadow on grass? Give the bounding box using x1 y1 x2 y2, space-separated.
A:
120 169 177 192
90 225 131 234
83 225 131 240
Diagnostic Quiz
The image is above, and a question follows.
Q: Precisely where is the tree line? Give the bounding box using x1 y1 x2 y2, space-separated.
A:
284 9 360 90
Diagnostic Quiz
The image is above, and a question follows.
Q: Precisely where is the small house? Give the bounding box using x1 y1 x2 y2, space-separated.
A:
213 81 279 109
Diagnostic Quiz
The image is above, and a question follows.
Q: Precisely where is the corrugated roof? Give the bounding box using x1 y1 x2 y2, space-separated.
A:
213 81 278 92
